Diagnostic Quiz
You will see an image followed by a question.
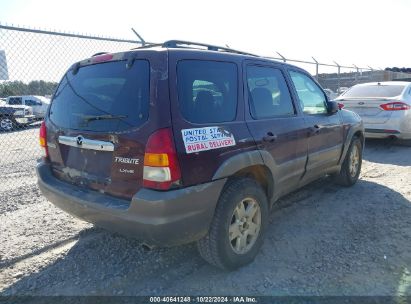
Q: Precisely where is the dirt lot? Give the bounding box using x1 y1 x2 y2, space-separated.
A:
0 128 410 296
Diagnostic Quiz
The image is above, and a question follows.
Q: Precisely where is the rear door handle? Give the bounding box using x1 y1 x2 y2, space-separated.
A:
262 132 277 142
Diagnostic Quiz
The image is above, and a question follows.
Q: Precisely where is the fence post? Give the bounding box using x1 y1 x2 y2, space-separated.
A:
353 64 359 84
312 57 319 80
333 61 341 93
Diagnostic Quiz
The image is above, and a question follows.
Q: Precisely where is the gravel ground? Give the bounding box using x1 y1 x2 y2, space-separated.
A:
0 128 410 296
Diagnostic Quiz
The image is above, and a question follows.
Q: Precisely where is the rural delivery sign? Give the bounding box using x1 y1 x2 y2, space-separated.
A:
181 126 236 154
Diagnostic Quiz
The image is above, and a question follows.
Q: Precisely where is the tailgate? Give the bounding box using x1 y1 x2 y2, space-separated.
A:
46 57 159 199
48 129 146 199
340 98 393 124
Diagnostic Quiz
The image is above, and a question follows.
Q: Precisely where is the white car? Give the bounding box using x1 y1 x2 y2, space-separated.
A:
6 95 50 119
336 81 411 141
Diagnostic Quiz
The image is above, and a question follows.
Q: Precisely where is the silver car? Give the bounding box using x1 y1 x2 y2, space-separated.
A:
336 81 411 140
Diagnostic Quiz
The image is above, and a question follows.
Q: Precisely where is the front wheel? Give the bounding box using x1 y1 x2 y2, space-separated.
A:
334 137 362 186
0 116 16 132
197 178 268 270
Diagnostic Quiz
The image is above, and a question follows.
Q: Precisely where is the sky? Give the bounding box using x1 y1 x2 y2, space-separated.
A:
0 0 410 74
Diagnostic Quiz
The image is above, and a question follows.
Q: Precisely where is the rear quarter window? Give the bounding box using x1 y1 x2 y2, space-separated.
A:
177 60 238 123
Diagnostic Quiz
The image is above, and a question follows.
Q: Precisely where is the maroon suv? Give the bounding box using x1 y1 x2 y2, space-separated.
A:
36 41 364 270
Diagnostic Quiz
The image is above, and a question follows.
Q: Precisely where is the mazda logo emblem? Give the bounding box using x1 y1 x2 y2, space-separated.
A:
358 102 365 105
76 136 83 146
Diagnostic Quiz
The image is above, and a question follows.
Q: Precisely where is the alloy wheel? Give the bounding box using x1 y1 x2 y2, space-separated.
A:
229 197 261 254
0 118 13 131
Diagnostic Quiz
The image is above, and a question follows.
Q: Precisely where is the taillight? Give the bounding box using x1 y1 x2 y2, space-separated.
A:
338 103 345 109
380 102 411 111
143 128 181 190
39 121 49 158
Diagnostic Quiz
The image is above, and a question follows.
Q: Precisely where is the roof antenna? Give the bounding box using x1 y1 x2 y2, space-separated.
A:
131 28 146 46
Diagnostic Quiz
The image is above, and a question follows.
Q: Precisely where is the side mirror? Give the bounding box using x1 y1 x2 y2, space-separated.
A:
327 101 339 114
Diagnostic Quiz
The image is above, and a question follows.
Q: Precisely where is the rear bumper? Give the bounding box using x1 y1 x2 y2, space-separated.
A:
363 111 411 139
36 161 226 246
365 128 411 140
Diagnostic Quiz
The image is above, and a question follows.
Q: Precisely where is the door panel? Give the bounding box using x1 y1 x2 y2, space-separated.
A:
303 114 343 172
288 70 343 176
244 63 308 196
247 117 307 191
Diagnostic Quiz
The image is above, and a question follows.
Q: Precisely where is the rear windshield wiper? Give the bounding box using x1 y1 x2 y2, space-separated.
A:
82 114 128 123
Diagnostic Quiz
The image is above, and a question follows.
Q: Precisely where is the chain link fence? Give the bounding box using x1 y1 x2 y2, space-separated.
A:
0 24 410 190
0 24 140 190
264 54 411 98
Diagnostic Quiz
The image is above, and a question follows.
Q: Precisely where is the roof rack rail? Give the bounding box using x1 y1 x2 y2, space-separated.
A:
162 40 259 57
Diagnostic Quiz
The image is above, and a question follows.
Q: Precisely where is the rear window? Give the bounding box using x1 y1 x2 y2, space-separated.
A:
177 60 238 123
49 60 149 132
343 84 406 98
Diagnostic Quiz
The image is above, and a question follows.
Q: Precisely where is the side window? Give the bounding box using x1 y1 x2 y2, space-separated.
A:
247 66 295 119
177 60 237 123
25 100 38 106
289 71 327 114
8 97 22 105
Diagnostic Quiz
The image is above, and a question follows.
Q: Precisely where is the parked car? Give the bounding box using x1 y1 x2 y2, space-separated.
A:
36 41 364 270
6 95 50 120
0 103 35 131
335 81 411 142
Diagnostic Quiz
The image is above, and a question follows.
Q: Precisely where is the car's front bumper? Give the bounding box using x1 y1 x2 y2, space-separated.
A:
36 161 226 247
14 114 36 125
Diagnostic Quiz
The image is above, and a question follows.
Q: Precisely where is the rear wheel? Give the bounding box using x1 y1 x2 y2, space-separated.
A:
334 137 362 186
0 116 15 132
197 178 268 270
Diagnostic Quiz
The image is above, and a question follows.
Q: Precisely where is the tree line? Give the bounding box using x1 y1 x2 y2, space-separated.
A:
0 80 58 98
385 67 411 73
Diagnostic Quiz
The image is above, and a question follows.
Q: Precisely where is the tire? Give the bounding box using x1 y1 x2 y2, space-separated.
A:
334 137 362 187
0 116 16 132
197 178 268 270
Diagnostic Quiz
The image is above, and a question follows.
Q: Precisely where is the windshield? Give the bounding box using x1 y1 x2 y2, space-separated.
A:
49 60 149 132
342 84 406 98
